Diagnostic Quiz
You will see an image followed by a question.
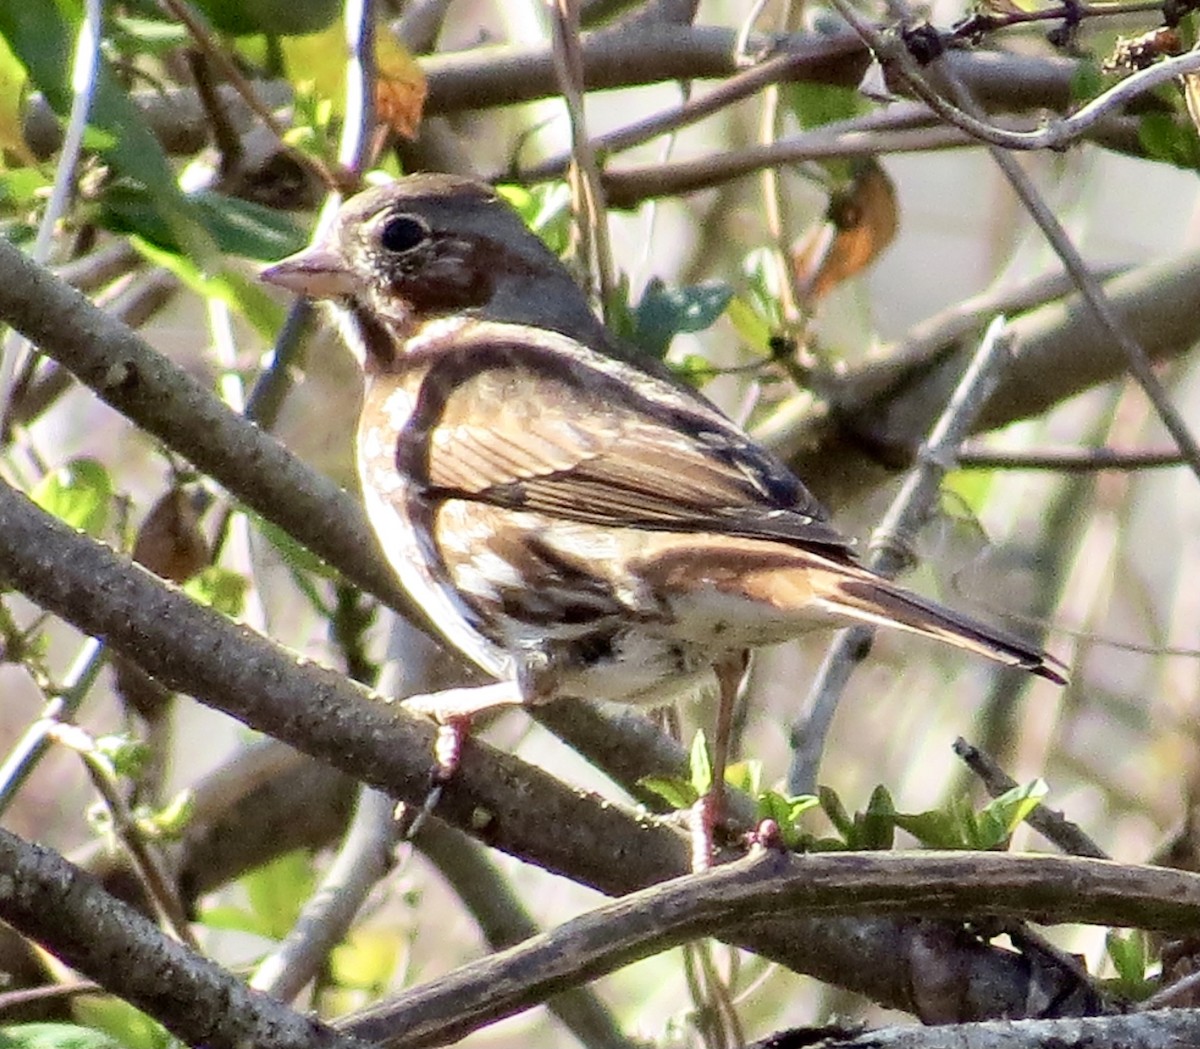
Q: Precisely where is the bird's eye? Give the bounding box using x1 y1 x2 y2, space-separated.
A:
379 214 429 253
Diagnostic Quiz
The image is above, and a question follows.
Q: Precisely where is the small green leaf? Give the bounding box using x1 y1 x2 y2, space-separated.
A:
756 789 820 848
0 1025 123 1049
638 775 699 809
1105 929 1152 997
498 181 572 256
143 789 195 839
725 296 773 354
31 459 112 536
183 566 248 619
110 15 190 54
92 733 150 779
198 903 272 937
244 849 316 940
329 928 400 991
689 730 713 797
1069 58 1106 102
670 353 719 388
818 785 853 839
130 235 285 341
724 759 762 796
975 778 1049 847
68 998 171 1049
892 808 968 849
250 511 336 615
630 278 732 358
860 784 896 850
786 81 866 130
1138 111 1200 171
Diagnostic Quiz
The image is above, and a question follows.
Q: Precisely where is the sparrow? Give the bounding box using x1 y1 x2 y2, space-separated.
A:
262 173 1066 861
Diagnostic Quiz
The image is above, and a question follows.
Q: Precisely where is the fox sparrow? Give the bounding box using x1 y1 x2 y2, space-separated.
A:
262 174 1065 862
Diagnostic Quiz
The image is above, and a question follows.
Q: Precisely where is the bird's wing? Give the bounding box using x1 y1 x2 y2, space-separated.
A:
398 326 854 554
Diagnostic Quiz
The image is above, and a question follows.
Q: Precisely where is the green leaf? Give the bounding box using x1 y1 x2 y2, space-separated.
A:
1105 929 1152 997
250 511 336 615
892 807 968 849
786 81 866 131
243 849 316 940
725 296 773 354
976 778 1049 847
98 183 307 261
130 234 284 341
630 278 733 359
0 168 52 210
183 566 248 619
194 0 342 36
1069 58 1106 103
756 789 820 848
0 0 218 269
92 733 150 779
497 181 572 256
724 759 762 796
31 459 112 536
0 1024 123 1049
110 15 190 54
144 788 195 838
818 785 853 839
689 730 713 797
1138 111 1200 172
198 902 272 937
68 999 170 1049
859 784 896 850
329 928 400 991
670 353 718 388
638 775 698 809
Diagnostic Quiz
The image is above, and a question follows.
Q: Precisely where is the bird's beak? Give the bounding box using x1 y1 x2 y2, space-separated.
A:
260 245 356 299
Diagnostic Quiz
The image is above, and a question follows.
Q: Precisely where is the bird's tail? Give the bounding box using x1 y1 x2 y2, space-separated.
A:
772 554 1068 685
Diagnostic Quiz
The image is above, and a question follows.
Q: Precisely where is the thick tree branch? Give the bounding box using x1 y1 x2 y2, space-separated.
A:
343 848 1200 1049
0 830 364 1049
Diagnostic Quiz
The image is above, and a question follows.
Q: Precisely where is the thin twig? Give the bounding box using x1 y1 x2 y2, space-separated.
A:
950 0 1165 38
548 0 617 316
0 0 102 430
0 638 107 818
415 820 637 1049
250 787 398 1002
514 46 853 181
158 0 344 192
925 49 1200 489
244 0 375 431
788 318 1017 794
47 721 199 949
828 0 1200 153
957 444 1186 471
952 738 1108 859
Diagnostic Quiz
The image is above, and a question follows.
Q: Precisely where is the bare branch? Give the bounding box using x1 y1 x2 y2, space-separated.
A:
342 848 1200 1049
0 829 365 1049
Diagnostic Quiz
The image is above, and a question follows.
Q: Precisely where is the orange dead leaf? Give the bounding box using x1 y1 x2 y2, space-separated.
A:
117 485 211 723
791 160 899 307
374 30 427 140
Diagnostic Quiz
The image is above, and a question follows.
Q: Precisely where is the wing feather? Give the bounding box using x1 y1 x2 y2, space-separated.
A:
402 331 853 553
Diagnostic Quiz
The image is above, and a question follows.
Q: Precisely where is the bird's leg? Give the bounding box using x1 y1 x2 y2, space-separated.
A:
402 679 524 782
691 651 749 872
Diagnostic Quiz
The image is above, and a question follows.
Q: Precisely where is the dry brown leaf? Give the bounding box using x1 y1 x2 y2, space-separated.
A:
374 30 427 140
116 487 211 723
791 159 899 307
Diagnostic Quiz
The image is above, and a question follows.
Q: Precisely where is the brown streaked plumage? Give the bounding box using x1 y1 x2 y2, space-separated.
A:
262 174 1066 860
